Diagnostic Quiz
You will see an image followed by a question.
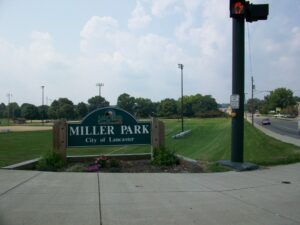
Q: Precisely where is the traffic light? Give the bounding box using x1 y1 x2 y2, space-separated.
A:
230 0 246 18
245 3 269 22
230 0 269 22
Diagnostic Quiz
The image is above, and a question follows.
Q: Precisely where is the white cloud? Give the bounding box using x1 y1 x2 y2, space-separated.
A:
1 1 299 106
128 1 152 30
76 13 233 104
150 0 177 16
0 31 71 105
77 16 188 103
80 16 118 39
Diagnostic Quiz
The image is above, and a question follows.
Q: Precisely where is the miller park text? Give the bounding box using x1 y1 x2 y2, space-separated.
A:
69 124 150 145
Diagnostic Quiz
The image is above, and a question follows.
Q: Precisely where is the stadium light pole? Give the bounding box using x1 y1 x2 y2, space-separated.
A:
178 63 184 132
41 86 44 125
96 83 104 97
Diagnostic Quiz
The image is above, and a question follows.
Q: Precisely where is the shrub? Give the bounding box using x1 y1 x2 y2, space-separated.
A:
36 151 65 171
195 110 226 118
106 159 121 172
95 155 108 168
151 147 178 166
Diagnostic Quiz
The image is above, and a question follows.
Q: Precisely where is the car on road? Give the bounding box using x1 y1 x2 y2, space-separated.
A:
261 118 271 125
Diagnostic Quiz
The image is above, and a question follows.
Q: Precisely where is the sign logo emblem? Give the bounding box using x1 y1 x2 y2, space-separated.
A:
98 109 123 124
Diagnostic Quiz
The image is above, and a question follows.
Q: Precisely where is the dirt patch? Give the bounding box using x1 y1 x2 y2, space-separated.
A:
0 126 52 132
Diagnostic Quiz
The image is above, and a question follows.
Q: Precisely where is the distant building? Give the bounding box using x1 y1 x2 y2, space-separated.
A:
218 104 231 114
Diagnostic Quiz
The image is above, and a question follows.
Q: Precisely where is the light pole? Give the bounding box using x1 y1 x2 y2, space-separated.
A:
6 93 12 126
178 63 184 132
41 86 44 125
96 83 104 97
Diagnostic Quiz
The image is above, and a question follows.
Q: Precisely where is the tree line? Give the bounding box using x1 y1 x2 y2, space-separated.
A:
0 93 221 121
246 87 300 116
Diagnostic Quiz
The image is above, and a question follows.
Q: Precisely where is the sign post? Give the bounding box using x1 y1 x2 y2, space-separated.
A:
298 117 300 135
53 120 67 161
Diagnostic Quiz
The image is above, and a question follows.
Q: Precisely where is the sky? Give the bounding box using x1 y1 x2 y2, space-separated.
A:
0 0 299 106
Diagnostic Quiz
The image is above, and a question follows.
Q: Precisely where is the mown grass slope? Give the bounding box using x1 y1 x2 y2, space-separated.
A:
1 118 300 167
165 118 300 165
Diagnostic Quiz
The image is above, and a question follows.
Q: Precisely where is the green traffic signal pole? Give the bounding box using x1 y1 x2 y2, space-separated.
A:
231 16 245 163
219 15 257 170
220 0 268 171
219 0 263 171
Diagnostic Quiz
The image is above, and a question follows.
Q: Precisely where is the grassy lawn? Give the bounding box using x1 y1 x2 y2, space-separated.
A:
1 118 300 167
0 118 12 126
165 118 300 165
0 131 52 167
0 130 150 167
165 118 231 161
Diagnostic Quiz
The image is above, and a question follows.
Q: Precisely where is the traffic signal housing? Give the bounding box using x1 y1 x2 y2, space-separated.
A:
245 3 269 22
230 0 269 22
230 0 246 18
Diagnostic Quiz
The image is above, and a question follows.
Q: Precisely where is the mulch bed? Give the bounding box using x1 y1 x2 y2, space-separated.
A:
66 159 204 173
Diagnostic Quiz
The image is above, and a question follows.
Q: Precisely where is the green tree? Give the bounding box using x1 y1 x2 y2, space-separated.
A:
88 96 109 112
38 105 49 120
8 102 21 119
48 98 75 120
58 104 75 119
75 102 88 119
261 88 296 113
48 100 59 119
246 98 262 114
193 94 218 114
177 94 219 117
294 96 300 103
259 100 269 114
117 93 135 114
0 103 6 118
158 98 178 117
21 103 39 121
178 96 193 117
267 88 296 110
134 97 154 118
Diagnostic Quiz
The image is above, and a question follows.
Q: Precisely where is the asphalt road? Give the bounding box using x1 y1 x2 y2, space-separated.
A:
254 116 300 139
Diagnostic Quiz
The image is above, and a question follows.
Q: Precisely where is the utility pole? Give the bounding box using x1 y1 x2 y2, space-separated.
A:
41 86 44 125
96 83 104 97
178 64 184 132
6 93 12 126
220 0 268 171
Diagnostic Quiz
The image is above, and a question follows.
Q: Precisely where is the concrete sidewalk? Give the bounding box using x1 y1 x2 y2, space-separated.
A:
1 164 300 225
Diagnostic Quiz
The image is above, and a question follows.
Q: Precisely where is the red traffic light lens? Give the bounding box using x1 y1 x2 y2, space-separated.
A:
233 2 245 14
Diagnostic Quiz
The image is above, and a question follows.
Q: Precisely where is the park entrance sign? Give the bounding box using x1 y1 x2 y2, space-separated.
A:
53 107 164 160
67 107 151 147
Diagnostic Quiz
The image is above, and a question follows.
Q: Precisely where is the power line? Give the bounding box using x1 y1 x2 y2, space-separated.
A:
246 23 255 126
246 23 253 77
